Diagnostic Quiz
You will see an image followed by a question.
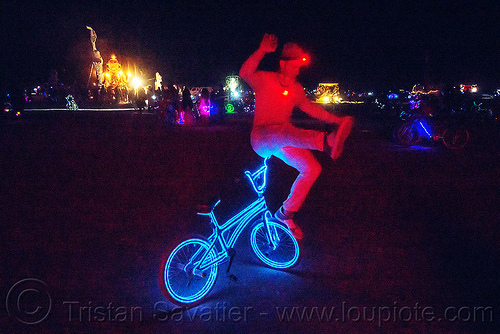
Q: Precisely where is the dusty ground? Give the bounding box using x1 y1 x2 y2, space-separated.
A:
1 110 499 333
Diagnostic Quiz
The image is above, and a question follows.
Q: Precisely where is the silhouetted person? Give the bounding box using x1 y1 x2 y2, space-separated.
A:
136 87 146 112
182 86 194 126
164 85 179 125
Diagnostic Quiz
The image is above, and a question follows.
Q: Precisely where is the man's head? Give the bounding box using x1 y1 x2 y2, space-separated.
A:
279 43 309 78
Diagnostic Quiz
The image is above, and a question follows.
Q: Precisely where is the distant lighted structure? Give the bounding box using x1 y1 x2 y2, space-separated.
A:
86 26 104 89
155 72 162 91
460 84 478 93
85 26 154 103
315 83 341 103
225 75 243 100
224 75 256 113
411 84 439 95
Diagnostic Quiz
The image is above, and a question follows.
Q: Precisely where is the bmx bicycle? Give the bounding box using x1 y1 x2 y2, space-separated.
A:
160 158 300 305
396 115 469 149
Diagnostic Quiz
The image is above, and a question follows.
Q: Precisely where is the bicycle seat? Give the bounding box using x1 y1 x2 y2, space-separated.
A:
196 196 221 214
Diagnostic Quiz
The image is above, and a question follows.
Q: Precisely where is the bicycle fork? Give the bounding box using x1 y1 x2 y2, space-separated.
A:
263 211 280 251
417 120 433 139
180 246 209 286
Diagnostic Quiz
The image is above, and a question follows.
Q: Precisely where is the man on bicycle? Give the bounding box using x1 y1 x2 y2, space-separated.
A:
239 33 353 240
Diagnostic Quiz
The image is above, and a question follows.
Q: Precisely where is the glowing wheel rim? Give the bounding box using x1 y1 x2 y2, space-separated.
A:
397 122 420 146
164 239 218 304
250 220 299 269
443 127 469 149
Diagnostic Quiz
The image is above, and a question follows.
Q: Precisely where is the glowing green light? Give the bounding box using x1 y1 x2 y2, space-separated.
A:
225 104 235 113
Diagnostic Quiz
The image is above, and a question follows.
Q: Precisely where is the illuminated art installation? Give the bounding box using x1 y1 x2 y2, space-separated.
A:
315 83 341 103
223 75 255 113
65 95 78 110
161 158 300 305
225 75 242 100
460 84 478 94
103 55 128 89
411 84 439 95
155 72 162 91
225 103 235 113
86 26 103 88
85 26 140 102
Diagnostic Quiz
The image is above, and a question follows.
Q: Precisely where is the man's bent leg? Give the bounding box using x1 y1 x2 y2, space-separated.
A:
273 147 321 239
251 125 324 158
274 147 322 213
280 125 325 152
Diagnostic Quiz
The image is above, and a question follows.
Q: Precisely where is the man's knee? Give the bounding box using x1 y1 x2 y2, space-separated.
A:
304 161 321 180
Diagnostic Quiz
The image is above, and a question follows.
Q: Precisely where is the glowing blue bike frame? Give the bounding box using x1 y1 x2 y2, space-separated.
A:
163 157 300 305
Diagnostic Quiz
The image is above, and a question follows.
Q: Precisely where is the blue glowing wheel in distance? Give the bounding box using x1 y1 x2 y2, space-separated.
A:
163 238 218 305
250 219 299 269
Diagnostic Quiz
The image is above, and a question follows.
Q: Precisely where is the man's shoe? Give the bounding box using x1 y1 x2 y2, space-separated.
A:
327 116 354 160
274 207 303 240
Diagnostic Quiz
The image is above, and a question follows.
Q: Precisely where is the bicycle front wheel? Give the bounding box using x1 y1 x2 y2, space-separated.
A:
397 122 420 146
163 238 218 305
250 219 299 269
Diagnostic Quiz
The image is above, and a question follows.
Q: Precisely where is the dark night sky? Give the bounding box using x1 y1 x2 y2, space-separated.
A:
2 0 499 91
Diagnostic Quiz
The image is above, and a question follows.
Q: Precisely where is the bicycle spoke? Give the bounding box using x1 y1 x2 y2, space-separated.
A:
250 220 299 269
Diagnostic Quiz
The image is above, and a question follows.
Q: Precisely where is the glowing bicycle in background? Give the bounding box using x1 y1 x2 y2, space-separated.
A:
161 158 300 305
396 115 470 149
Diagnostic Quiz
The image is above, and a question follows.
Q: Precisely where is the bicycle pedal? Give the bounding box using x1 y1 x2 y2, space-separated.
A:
226 274 238 282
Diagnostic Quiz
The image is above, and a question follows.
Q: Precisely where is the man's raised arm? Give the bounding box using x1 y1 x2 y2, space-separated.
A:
239 33 278 87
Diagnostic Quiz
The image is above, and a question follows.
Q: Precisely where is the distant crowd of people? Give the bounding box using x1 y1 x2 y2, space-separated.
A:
10 68 228 127
135 84 226 127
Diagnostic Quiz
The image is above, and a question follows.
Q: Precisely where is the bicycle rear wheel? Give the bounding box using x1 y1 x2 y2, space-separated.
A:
250 219 299 269
163 238 218 305
443 126 469 149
